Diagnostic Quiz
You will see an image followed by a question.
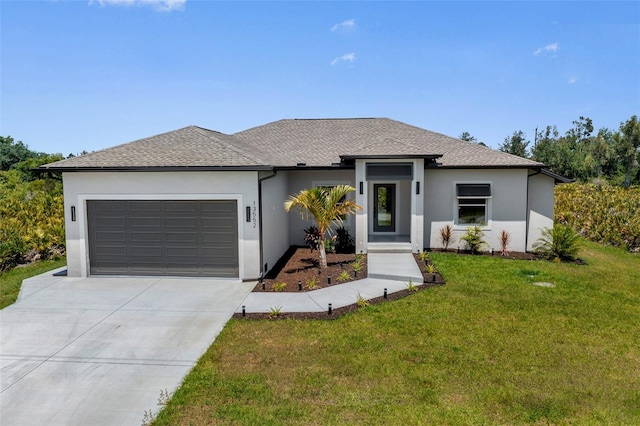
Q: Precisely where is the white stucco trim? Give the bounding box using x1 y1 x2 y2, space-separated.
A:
355 158 424 252
75 193 245 279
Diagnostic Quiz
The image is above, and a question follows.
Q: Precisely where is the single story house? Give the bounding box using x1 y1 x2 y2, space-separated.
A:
40 118 567 280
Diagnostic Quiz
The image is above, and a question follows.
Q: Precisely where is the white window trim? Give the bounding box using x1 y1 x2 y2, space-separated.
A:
453 181 492 230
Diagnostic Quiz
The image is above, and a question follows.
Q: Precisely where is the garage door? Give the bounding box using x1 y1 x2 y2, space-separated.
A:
87 200 239 277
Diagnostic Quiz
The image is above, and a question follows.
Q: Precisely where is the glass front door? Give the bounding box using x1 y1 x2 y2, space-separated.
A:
373 184 395 232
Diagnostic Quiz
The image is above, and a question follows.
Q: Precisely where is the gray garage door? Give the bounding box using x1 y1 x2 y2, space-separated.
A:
87 200 239 277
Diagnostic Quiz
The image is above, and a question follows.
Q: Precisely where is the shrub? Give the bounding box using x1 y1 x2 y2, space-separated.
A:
356 293 369 307
304 226 322 251
269 306 283 317
499 230 511 256
352 260 363 272
418 251 429 262
406 279 418 292
0 168 65 271
324 237 336 253
272 282 287 292
461 226 487 254
439 224 456 250
555 183 640 252
305 277 318 290
533 224 581 261
337 270 351 282
425 264 436 274
335 227 354 253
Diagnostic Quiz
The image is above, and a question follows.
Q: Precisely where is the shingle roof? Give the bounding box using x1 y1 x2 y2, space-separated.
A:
41 118 543 170
233 118 542 167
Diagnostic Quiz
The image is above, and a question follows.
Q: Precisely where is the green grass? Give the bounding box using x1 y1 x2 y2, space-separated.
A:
153 241 640 425
0 258 66 309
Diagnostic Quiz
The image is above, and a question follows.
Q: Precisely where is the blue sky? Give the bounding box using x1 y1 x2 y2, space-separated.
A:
1 0 638 155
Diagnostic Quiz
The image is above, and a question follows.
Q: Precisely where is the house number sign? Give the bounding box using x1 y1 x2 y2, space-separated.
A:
252 201 257 228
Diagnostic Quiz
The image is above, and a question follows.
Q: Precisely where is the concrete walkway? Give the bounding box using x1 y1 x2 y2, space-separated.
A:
238 252 424 314
0 270 254 426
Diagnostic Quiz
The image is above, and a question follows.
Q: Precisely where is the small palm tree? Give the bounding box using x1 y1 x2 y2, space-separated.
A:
284 185 360 268
533 224 581 261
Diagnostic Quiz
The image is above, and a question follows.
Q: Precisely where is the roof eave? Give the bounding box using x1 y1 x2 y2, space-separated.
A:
435 164 544 169
36 165 274 173
539 168 574 183
339 154 443 160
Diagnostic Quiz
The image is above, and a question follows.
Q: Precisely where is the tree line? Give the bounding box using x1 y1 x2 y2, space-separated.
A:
461 115 640 188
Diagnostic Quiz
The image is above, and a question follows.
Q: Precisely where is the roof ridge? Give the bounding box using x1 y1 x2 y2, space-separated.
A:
190 127 272 165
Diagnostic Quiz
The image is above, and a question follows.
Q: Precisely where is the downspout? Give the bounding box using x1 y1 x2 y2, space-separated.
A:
258 169 278 279
525 169 542 251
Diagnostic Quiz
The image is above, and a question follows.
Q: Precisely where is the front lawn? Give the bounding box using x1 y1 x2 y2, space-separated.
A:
154 241 640 425
0 258 66 309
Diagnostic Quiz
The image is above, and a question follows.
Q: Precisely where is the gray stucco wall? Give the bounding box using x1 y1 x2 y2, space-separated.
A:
286 169 356 246
260 171 291 274
526 173 555 251
424 168 530 252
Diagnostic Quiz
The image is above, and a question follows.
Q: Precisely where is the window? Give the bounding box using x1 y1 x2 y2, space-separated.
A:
456 184 491 226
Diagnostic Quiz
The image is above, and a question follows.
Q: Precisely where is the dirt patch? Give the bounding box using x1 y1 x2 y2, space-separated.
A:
254 246 367 293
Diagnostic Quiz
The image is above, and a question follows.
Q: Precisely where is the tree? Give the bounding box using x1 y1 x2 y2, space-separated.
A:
615 115 640 188
499 130 530 158
459 132 486 146
284 185 360 268
0 136 39 171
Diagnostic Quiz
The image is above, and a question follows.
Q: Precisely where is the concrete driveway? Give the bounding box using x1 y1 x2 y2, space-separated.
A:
0 268 254 425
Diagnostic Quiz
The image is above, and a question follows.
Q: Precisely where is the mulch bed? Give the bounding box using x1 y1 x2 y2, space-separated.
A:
236 246 446 320
252 246 367 293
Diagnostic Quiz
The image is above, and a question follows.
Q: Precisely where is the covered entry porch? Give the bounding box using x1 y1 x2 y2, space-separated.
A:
344 156 435 254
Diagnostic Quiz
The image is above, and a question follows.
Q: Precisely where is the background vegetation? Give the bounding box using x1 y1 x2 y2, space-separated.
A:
556 183 640 253
463 115 640 187
0 136 65 271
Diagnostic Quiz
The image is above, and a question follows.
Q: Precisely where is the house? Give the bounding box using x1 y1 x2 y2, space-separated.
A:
40 118 567 280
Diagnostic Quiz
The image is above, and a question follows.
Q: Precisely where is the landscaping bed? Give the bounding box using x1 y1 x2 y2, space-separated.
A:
252 246 367 293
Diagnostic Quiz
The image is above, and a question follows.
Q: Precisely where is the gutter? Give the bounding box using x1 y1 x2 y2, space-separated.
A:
257 169 278 279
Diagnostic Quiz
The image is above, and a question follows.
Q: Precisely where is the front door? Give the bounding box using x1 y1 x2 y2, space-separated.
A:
373 184 395 232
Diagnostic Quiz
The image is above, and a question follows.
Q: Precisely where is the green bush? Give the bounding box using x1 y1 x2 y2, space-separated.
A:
0 166 65 271
555 183 640 252
461 226 487 254
533 224 581 261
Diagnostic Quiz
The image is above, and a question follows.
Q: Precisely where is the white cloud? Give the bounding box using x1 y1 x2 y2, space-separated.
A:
331 19 356 32
89 0 186 12
331 52 356 66
534 42 559 56
568 76 577 84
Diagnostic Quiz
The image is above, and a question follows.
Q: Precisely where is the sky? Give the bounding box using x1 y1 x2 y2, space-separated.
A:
1 0 639 155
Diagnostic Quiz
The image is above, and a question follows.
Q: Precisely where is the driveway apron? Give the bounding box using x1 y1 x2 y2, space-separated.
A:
0 269 254 426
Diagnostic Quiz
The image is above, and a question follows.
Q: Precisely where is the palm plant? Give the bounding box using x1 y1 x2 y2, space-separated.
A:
284 185 360 268
533 224 581 261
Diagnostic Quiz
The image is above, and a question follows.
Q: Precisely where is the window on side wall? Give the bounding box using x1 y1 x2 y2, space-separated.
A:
456 183 491 226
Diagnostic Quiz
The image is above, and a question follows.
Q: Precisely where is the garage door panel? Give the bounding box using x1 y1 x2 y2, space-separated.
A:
129 217 162 227
88 200 238 277
95 231 127 242
130 232 163 243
